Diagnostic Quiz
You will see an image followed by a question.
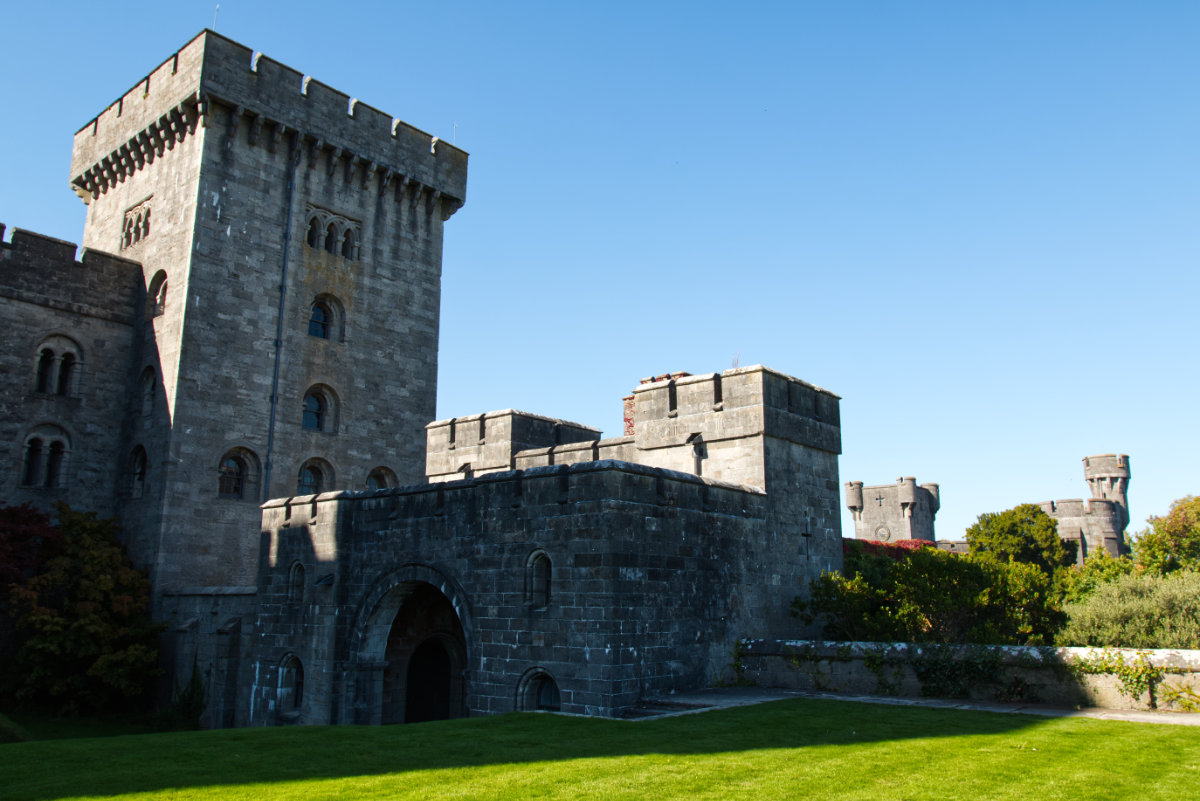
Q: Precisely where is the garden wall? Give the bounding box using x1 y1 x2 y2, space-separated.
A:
740 639 1200 713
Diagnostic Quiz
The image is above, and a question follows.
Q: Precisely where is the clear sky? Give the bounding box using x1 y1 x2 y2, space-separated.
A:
2 2 1196 542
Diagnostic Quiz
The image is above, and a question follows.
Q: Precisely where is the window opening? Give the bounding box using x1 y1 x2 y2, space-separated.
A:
35 349 54 394
279 655 304 713
302 393 325 430
147 271 168 319
297 465 322 496
366 467 396 491
56 353 75 396
341 228 355 259
526 551 551 608
324 223 337 253
306 217 320 248
22 439 44 486
308 303 329 339
45 442 65 488
219 456 245 498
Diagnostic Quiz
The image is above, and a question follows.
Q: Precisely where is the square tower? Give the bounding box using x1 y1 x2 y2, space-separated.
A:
69 31 468 592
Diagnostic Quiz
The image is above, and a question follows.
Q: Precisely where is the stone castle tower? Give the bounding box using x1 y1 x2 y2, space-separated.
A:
21 29 467 596
845 477 940 542
1041 454 1131 559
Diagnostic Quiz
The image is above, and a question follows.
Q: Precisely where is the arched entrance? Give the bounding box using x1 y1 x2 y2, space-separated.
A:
380 582 467 724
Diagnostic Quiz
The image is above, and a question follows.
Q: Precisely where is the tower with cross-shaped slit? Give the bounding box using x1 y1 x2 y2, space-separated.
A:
845 477 941 542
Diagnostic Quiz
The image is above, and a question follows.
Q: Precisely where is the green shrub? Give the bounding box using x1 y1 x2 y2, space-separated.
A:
794 541 1065 645
1058 569 1200 648
1133 495 1200 574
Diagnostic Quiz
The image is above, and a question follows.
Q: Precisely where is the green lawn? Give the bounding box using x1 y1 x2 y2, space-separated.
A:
1 698 1197 800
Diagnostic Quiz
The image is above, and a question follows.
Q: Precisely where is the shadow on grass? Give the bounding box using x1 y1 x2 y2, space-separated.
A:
0 696 1083 801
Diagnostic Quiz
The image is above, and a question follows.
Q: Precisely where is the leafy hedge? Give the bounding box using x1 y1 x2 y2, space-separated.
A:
1058 569 1200 649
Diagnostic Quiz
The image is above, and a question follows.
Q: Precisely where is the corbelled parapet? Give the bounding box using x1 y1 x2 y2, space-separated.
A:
71 30 467 216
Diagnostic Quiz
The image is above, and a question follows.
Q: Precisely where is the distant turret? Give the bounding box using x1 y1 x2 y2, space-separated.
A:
1083 454 1130 531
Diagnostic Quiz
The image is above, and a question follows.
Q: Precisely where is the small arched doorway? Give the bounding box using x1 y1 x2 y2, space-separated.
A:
380 582 467 724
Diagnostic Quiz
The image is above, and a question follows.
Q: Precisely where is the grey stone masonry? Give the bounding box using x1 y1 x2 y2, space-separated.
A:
845 477 940 542
0 226 143 516
244 365 843 724
1040 454 1131 560
64 29 467 594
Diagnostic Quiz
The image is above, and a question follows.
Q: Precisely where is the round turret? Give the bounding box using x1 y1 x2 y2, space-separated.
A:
1083 454 1130 532
845 481 863 512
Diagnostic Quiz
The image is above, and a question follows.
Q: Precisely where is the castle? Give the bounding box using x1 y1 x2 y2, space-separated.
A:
846 455 1131 560
1 31 843 725
1039 454 1131 559
844 477 940 542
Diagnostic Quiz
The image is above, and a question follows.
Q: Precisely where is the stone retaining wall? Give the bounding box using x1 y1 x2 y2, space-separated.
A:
740 639 1200 712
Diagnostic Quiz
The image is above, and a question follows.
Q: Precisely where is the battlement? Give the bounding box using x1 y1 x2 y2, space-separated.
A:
265 459 768 542
631 366 841 455
1083 454 1130 479
0 225 143 324
72 30 467 207
1039 498 1125 521
428 365 842 497
845 475 940 542
426 410 601 481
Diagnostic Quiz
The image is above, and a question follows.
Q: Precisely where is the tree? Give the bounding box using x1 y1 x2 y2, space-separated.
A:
965 503 1076 577
3 505 161 713
1133 495 1200 574
793 540 1065 646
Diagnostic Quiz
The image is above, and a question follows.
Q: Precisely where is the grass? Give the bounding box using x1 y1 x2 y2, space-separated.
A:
1 698 1198 800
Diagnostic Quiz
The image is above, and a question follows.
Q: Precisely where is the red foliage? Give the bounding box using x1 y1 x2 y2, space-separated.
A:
844 538 935 561
0 503 63 591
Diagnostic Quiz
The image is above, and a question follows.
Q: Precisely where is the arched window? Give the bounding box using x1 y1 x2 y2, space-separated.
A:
526 550 551 608
20 426 69 489
288 562 306 602
132 214 143 244
302 393 325 431
341 228 355 259
324 223 338 254
33 336 82 397
308 302 330 339
297 463 324 496
147 271 168 319
279 654 304 715
219 455 246 498
123 218 134 250
366 466 397 491
35 349 54 394
56 353 75 396
301 386 337 433
517 670 561 712
21 438 43 486
306 216 320 248
141 208 151 239
217 448 260 501
44 442 65 488
129 447 147 498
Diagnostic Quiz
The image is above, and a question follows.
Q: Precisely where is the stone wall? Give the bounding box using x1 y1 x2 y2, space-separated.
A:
61 29 468 593
845 477 940 542
0 226 142 517
740 639 1200 712
247 462 774 724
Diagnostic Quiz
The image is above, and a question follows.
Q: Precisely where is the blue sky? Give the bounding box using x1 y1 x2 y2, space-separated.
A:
2 2 1196 541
